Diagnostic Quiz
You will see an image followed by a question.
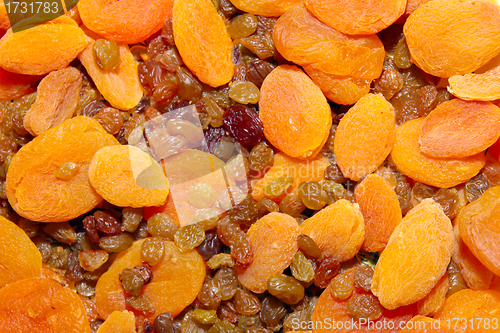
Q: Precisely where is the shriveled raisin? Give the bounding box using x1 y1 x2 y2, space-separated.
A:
99 233 134 252
353 265 375 292
267 274 305 305
279 194 306 217
321 180 346 205
249 142 274 171
213 267 239 301
259 296 287 327
94 107 123 135
197 230 223 261
256 197 279 216
141 237 165 266
314 257 340 288
122 207 143 233
233 289 261 315
227 14 258 39
94 210 122 236
263 175 292 199
78 250 109 272
93 39 120 71
174 224 205 252
154 313 178 333
120 267 147 296
229 203 259 225
147 213 178 240
465 173 491 202
83 216 100 244
43 222 77 244
217 216 253 265
418 85 438 117
291 251 315 282
346 294 384 321
197 278 222 310
223 104 264 145
217 302 239 326
229 81 260 105
373 68 404 100
432 188 459 219
394 37 412 69
177 66 203 102
330 273 354 300
246 60 276 88
298 181 328 211
447 261 467 297
54 162 79 180
125 294 155 315
193 309 219 325
297 234 322 259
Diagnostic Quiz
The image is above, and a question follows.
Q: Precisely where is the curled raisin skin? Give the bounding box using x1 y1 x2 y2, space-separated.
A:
94 210 122 236
346 294 384 321
223 105 264 145
353 265 374 292
314 257 341 288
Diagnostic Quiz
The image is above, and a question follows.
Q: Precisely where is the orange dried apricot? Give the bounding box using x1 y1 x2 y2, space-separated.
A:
95 240 205 320
404 0 432 15
453 224 493 290
89 145 169 208
0 277 91 333
354 174 402 253
6 116 120 222
457 186 500 276
78 0 173 44
96 311 136 333
0 67 40 100
371 199 454 310
334 93 395 181
0 1 9 35
229 0 301 17
304 0 406 35
78 32 143 110
299 199 365 262
399 316 451 333
448 66 500 101
273 3 384 81
390 118 486 188
237 212 299 293
0 216 42 288
172 0 233 87
419 99 500 158
434 289 500 331
416 273 449 316
24 67 82 137
259 65 332 159
251 152 330 201
0 18 88 75
404 0 500 78
303 65 371 105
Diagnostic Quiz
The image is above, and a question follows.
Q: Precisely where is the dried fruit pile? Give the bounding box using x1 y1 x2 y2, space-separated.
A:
0 0 500 332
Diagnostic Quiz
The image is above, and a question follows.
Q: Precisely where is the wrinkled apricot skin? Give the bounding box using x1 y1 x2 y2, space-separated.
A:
299 199 365 262
6 116 120 222
78 0 173 44
0 67 41 100
391 118 486 188
89 145 169 208
230 0 301 17
457 186 500 276
355 174 402 253
419 99 500 158
304 0 406 35
334 93 395 181
0 18 88 75
251 152 330 201
96 311 135 333
404 0 432 15
0 277 91 333
78 32 143 110
96 240 205 321
273 3 384 81
416 273 449 316
259 65 332 159
0 216 42 288
24 67 83 137
372 199 454 310
399 315 452 333
173 0 234 87
237 212 299 293
448 66 500 101
404 0 500 78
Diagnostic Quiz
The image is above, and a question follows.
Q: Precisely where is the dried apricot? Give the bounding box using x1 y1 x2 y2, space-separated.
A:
457 186 500 276
96 311 135 333
0 277 91 333
354 174 402 253
89 145 169 208
24 67 82 137
6 116 120 222
78 30 142 110
404 0 432 15
334 93 395 181
448 66 500 101
0 216 42 288
230 0 300 17
416 273 449 316
419 99 500 158
95 240 205 320
403 0 500 78
390 118 486 188
237 212 300 293
0 67 40 100
0 1 9 35
78 0 173 44
399 316 450 333
259 65 332 159
173 0 233 87
0 18 88 75
372 199 454 310
304 0 406 35
299 199 365 262
452 224 493 291
273 3 384 81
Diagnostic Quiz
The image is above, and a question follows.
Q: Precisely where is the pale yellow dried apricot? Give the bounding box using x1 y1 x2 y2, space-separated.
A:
416 273 449 316
354 174 402 253
24 67 82 137
404 0 500 78
6 116 120 222
372 198 454 310
304 0 406 35
259 65 332 159
0 18 88 75
173 0 233 87
230 0 301 16
334 93 395 181
448 66 500 101
419 99 500 158
390 118 486 188
299 199 365 262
